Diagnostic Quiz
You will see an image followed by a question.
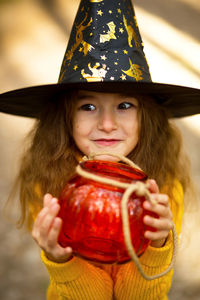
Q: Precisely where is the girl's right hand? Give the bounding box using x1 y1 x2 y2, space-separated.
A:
32 193 73 263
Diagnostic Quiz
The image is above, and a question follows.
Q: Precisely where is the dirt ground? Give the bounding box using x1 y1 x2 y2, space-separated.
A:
0 0 200 299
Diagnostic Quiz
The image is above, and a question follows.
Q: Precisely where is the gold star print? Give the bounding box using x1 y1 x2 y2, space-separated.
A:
90 33 93 36
114 50 118 53
97 10 103 16
119 28 124 34
123 50 128 54
74 65 78 71
101 55 107 60
109 10 112 14
114 62 118 65
117 9 122 14
120 74 126 80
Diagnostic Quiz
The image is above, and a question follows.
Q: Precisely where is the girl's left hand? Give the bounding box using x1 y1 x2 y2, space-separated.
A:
143 179 173 248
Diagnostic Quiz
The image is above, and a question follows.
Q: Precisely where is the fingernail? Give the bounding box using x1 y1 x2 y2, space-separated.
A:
51 198 57 204
143 201 151 209
52 204 59 213
44 193 51 200
66 247 72 253
144 215 150 222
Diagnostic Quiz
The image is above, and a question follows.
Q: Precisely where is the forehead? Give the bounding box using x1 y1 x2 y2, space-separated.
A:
76 90 138 101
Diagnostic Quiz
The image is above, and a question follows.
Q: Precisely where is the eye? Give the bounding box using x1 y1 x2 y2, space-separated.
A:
79 104 96 111
118 102 133 110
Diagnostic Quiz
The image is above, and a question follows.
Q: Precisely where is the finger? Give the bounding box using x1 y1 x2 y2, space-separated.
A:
144 229 169 241
44 195 58 209
147 179 159 194
144 202 171 219
50 218 73 254
32 206 49 233
43 193 53 207
45 218 73 261
154 194 169 206
46 217 62 248
33 197 57 232
144 215 173 231
144 193 169 211
52 245 73 259
33 195 55 232
45 246 73 263
39 202 60 239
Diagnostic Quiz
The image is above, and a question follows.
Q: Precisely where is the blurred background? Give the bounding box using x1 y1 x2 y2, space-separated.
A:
0 0 200 299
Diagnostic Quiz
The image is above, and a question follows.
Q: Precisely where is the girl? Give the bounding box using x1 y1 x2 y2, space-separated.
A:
1 0 200 299
19 89 187 300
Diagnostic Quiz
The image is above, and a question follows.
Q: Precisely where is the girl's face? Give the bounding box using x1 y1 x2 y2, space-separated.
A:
72 90 139 161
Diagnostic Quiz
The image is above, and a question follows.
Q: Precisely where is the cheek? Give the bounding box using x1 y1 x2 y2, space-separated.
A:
73 121 89 137
126 118 138 137
73 116 84 135
72 119 83 146
72 122 79 139
125 118 139 148
74 123 79 131
72 118 91 148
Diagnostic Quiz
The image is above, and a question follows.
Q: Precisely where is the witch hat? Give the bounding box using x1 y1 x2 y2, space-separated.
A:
0 0 200 118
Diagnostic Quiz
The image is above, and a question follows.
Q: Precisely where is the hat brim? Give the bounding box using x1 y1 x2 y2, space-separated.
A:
0 81 200 118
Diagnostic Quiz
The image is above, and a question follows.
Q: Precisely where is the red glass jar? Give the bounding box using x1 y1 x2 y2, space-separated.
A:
58 160 154 264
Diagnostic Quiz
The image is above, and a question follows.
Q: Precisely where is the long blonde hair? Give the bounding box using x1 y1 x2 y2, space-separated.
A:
11 91 192 229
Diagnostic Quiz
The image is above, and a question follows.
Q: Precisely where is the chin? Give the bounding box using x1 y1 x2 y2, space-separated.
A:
84 146 128 162
93 154 120 162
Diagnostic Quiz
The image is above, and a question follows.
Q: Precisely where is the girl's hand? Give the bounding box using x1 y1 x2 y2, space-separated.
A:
32 193 73 263
143 179 173 248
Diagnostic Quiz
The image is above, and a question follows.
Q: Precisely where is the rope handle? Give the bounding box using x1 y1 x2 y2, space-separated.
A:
76 152 177 280
82 152 143 170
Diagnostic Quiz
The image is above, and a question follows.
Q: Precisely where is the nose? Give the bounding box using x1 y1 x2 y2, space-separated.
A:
97 109 117 132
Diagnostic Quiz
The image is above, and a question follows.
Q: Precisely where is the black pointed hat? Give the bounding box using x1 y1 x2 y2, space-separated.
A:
0 0 200 118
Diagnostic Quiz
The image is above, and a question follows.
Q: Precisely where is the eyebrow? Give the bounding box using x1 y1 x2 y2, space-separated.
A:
118 93 137 98
77 92 136 97
76 92 138 102
76 95 96 102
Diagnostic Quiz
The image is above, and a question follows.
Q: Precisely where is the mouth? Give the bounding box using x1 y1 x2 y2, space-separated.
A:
93 139 122 146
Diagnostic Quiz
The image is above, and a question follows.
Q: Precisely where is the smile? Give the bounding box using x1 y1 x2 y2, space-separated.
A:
93 139 121 146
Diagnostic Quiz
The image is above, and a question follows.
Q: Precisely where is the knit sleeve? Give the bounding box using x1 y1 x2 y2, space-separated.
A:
41 251 113 300
113 180 184 300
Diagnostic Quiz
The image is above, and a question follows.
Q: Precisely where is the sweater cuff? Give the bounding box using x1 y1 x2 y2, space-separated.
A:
41 251 89 283
139 231 173 267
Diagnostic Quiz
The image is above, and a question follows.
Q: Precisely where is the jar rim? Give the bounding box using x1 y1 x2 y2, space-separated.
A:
80 160 147 182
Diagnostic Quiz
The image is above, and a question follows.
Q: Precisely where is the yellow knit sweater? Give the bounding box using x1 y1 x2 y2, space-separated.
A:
40 180 183 300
